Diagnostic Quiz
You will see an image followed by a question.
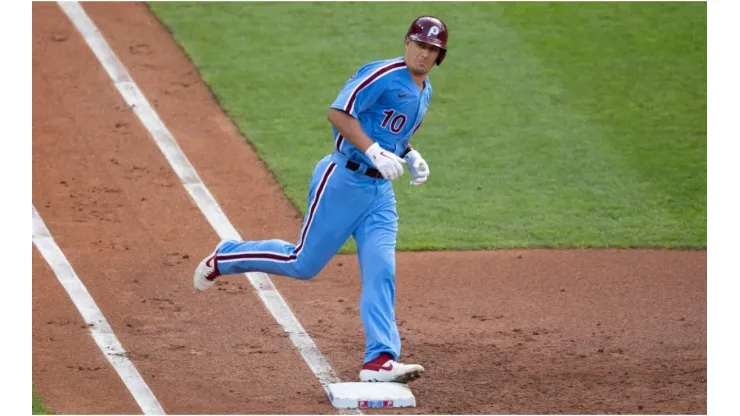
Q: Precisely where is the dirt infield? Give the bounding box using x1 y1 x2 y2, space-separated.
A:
32 3 707 414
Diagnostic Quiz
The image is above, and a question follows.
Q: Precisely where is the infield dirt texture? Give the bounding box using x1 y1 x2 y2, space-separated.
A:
32 2 706 414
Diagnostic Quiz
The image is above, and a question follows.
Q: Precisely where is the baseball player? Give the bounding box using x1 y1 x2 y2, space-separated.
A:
194 16 449 383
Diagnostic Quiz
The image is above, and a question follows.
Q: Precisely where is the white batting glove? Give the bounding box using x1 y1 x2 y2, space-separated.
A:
404 149 430 186
365 142 405 180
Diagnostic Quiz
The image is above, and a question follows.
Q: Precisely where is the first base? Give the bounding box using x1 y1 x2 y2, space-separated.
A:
327 382 417 409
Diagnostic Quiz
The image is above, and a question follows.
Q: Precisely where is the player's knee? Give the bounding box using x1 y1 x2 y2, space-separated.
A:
294 261 322 280
366 263 395 286
295 270 319 280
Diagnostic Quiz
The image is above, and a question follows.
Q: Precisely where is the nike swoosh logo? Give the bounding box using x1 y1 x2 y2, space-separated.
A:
379 362 393 371
398 93 408 98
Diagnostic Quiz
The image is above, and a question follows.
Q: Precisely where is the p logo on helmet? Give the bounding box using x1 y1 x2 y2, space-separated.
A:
406 16 449 66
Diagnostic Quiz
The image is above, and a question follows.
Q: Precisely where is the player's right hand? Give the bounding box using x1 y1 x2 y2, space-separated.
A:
365 142 404 180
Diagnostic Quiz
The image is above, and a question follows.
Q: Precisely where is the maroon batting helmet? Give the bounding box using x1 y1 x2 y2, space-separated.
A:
406 16 448 65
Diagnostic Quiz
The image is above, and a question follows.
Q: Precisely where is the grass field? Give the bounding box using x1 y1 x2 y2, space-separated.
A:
32 387 49 415
149 2 706 250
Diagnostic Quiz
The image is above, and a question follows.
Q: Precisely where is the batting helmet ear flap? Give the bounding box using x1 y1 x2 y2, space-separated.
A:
435 50 447 66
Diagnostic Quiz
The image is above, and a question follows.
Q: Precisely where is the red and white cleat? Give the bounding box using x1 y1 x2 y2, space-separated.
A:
359 353 424 383
193 240 228 291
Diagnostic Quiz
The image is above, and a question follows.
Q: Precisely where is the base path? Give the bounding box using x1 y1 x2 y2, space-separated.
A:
33 2 706 414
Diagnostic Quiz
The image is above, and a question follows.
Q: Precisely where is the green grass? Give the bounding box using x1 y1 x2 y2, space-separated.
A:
148 2 706 250
33 386 49 415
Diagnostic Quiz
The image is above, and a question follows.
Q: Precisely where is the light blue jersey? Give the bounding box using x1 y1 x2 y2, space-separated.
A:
330 57 432 164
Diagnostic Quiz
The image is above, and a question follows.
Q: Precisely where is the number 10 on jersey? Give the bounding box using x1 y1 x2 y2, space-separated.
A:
381 110 407 134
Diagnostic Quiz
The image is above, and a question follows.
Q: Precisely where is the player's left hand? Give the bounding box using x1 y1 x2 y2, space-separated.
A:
404 149 429 186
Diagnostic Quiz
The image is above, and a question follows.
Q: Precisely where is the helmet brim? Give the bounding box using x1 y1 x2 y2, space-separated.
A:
408 34 447 51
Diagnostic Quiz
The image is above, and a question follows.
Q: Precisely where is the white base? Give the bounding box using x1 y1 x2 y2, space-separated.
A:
328 382 417 409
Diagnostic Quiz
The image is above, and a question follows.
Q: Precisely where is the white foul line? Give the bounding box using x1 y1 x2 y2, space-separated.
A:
57 3 359 414
32 206 165 415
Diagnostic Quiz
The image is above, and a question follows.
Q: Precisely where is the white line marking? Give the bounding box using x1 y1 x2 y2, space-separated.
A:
32 206 165 415
57 3 359 414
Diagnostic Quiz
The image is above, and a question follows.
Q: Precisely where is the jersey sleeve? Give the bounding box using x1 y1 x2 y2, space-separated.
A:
330 63 393 118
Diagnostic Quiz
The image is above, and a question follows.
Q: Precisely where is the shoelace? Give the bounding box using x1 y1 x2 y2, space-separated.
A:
206 268 219 281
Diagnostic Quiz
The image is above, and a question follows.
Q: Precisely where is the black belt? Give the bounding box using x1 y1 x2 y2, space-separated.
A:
345 160 384 179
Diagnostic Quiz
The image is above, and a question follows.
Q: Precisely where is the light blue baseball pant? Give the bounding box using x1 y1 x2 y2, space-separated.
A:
213 152 401 364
